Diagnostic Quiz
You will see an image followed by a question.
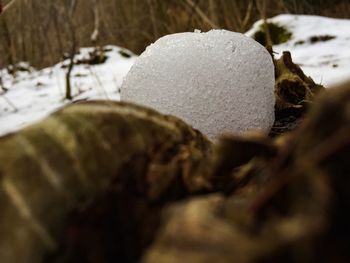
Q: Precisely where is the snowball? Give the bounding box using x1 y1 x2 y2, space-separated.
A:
121 30 275 139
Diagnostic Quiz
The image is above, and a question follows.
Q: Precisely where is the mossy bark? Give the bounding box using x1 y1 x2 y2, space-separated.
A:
0 100 211 263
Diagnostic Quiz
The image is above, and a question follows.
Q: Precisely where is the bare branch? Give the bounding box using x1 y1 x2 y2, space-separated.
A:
65 0 78 100
183 0 219 29
90 0 100 43
242 0 254 31
0 0 18 16
68 0 77 17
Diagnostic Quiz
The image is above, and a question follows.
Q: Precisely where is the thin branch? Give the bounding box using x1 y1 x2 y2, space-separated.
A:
186 0 201 29
242 0 254 31
65 0 78 100
0 91 18 111
147 0 159 38
90 0 100 43
0 0 18 16
183 0 219 29
68 0 77 17
256 0 272 47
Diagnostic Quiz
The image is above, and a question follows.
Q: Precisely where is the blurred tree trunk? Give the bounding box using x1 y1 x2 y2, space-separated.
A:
0 13 14 73
0 100 211 263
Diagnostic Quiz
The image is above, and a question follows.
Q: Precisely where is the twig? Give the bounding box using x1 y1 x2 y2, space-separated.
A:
68 0 77 17
242 0 254 31
186 0 201 29
256 0 272 47
1 93 17 112
0 0 18 16
88 66 109 99
147 0 159 38
90 0 100 43
0 72 16 111
183 0 219 29
65 0 78 100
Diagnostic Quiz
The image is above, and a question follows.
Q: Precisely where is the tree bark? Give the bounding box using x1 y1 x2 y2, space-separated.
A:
0 100 211 262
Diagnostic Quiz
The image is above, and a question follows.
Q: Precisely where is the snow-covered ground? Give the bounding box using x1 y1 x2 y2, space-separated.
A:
246 14 350 88
0 14 350 136
0 46 136 135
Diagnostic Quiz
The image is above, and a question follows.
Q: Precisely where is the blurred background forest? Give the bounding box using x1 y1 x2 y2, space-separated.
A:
0 0 349 69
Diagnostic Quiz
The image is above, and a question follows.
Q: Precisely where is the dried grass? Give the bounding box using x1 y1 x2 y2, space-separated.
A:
0 0 349 69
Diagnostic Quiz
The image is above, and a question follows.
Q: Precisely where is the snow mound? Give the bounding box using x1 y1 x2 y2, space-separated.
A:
121 30 275 139
246 14 350 87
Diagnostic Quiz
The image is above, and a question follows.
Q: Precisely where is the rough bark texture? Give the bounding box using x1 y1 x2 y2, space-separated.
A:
0 100 211 263
0 51 336 263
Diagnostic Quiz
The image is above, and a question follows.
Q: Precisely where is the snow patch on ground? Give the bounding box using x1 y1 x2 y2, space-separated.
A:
0 46 136 135
246 14 350 88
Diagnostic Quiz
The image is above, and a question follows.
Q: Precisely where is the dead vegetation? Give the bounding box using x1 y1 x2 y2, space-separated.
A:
0 0 349 69
1 1 350 262
144 81 350 263
3 45 350 263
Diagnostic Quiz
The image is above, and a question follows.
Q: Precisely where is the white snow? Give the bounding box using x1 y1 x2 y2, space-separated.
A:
1 14 350 136
121 30 275 139
0 46 136 135
246 14 350 88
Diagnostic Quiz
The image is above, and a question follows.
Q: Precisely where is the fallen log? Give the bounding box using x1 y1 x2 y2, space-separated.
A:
0 100 211 262
0 50 330 262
